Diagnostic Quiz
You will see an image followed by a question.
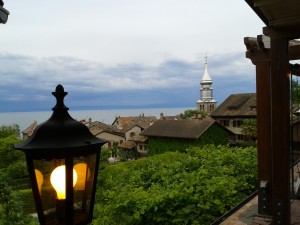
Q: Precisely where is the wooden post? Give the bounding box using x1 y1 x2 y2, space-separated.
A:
245 37 272 216
269 37 290 225
256 62 272 215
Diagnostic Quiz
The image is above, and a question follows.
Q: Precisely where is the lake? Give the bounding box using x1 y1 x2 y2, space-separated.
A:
0 107 192 132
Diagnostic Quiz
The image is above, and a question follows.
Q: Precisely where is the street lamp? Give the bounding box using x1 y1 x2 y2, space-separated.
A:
0 1 9 24
14 84 106 225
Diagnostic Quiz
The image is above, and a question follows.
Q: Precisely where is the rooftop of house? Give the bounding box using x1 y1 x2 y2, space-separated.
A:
22 121 38 135
112 115 158 130
159 112 183 121
210 93 256 118
140 119 227 139
88 121 115 135
119 140 136 150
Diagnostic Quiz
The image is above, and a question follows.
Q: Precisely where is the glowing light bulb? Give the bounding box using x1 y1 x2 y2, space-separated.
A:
35 169 43 195
50 165 78 199
74 163 90 190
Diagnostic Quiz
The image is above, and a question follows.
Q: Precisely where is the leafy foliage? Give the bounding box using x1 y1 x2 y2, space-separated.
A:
0 124 20 139
100 147 111 163
180 109 206 119
292 79 300 105
93 145 257 225
0 175 37 225
118 149 140 161
0 135 23 169
241 119 257 141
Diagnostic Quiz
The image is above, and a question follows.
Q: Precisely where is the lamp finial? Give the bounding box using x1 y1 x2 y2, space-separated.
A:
52 84 69 110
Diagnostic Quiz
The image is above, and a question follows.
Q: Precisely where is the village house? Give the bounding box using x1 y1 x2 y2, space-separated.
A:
110 115 157 157
140 119 234 155
210 93 256 142
21 120 38 140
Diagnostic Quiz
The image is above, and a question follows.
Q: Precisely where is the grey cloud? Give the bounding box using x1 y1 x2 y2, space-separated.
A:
0 52 255 112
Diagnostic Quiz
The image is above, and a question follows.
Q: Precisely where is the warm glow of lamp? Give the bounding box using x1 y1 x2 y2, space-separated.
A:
74 163 90 191
35 169 43 195
50 165 78 199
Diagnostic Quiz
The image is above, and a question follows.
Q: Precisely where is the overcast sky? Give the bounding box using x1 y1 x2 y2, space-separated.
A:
0 0 265 112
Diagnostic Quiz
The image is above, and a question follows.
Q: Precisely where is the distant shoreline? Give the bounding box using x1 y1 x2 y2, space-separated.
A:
0 107 193 132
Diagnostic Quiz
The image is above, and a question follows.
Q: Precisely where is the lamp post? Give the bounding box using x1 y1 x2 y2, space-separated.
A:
14 84 106 225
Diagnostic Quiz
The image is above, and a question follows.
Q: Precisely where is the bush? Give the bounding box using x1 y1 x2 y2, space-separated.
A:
92 145 257 225
100 147 111 163
6 161 28 180
18 189 36 214
0 135 23 169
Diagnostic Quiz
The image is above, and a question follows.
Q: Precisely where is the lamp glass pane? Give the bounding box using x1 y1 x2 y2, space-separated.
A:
73 154 97 221
33 159 66 223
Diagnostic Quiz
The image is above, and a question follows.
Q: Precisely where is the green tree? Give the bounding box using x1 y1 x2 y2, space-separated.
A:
0 175 36 225
180 109 206 119
0 135 23 168
112 141 118 158
0 124 20 139
291 79 300 105
241 119 257 141
93 145 257 225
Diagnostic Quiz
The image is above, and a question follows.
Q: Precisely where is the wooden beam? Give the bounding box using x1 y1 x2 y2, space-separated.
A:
257 35 270 49
270 37 290 225
264 26 300 40
246 49 270 64
254 0 282 7
256 61 272 215
245 36 300 63
244 37 259 51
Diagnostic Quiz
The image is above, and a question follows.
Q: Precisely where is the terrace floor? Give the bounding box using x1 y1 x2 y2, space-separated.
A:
219 162 300 225
219 195 300 225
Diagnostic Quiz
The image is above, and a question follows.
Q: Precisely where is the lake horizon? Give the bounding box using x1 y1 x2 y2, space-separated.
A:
0 107 194 132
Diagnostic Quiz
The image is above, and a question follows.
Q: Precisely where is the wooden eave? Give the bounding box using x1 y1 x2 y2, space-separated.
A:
246 0 300 28
244 35 300 75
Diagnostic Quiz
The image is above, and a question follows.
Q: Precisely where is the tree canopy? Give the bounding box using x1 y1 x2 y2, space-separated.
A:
0 124 20 139
179 109 206 119
93 145 257 225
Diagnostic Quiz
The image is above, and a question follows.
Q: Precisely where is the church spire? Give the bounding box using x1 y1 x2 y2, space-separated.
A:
196 56 217 114
201 57 212 84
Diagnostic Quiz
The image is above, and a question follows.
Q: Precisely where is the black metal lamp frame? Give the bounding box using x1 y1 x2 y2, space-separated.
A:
14 85 106 225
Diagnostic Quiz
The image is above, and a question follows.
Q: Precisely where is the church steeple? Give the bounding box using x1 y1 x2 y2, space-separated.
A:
201 60 212 87
196 56 217 113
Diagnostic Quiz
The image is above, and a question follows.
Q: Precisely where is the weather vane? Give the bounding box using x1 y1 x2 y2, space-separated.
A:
204 54 208 64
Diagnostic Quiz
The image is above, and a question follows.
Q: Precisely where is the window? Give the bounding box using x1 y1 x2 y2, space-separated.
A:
221 120 229 126
236 134 244 140
233 120 243 127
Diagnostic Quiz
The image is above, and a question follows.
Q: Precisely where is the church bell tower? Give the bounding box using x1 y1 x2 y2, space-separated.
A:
196 57 217 113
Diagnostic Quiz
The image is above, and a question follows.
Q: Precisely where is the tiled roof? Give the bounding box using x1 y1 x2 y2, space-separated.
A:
88 121 111 133
112 115 157 130
22 121 38 135
210 93 256 118
129 134 147 142
119 140 136 149
140 119 218 139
